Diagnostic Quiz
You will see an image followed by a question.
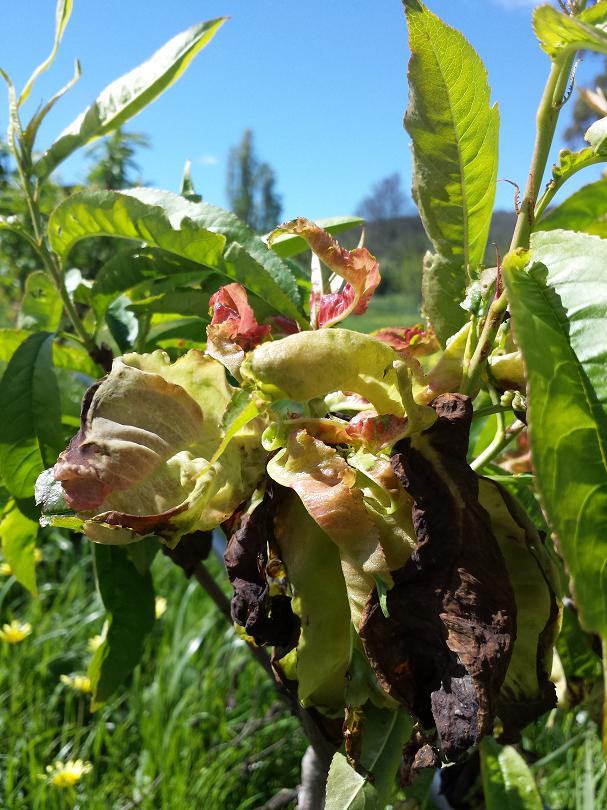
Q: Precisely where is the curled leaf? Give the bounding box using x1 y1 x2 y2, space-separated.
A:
360 394 516 761
51 350 266 545
206 282 270 376
269 218 380 328
373 324 439 357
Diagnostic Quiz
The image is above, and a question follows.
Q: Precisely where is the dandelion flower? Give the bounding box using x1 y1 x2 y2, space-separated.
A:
45 759 92 788
0 620 32 644
60 674 92 694
155 596 167 619
0 562 12 576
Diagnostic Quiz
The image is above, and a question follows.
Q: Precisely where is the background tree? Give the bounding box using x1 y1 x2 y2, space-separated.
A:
86 127 150 190
226 129 282 232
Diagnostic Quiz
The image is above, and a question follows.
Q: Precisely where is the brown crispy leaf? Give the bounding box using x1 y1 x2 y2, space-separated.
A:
360 394 516 761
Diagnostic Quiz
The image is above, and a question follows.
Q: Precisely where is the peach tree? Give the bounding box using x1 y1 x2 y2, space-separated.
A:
1 0 606 806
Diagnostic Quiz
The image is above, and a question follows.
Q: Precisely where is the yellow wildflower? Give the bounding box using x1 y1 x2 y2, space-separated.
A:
60 674 92 694
45 759 92 788
0 562 11 576
87 634 103 653
0 620 32 644
155 596 167 619
34 548 42 564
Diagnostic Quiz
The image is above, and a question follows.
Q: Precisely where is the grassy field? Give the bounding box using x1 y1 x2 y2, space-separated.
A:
343 292 421 333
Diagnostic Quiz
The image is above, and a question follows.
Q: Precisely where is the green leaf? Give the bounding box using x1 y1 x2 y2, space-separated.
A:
586 115 607 153
106 295 139 353
536 178 607 237
421 251 467 345
0 333 63 499
127 288 213 318
88 544 155 707
325 753 378 810
480 737 543 810
18 0 74 106
17 271 63 332
533 2 607 61
404 0 499 271
48 189 304 322
34 18 226 179
504 230 607 639
179 159 202 203
0 502 38 596
267 216 363 259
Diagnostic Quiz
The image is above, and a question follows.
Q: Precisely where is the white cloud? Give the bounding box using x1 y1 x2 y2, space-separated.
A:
198 154 218 166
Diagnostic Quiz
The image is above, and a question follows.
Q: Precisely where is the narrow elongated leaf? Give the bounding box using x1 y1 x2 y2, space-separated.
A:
404 0 499 271
34 18 226 178
0 333 63 499
536 178 607 236
480 737 543 810
0 502 38 596
267 216 364 259
88 544 155 707
0 330 100 379
421 251 466 345
533 2 607 60
17 271 63 332
504 230 607 639
48 189 304 322
19 0 74 106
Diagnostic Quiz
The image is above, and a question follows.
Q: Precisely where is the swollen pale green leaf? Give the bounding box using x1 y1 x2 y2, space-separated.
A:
88 544 155 707
34 18 226 178
275 493 352 710
536 178 607 237
421 252 467 345
48 189 304 322
404 0 499 340
533 2 607 60
17 271 63 332
0 332 63 499
242 329 403 416
18 0 74 106
0 502 39 596
504 230 607 640
267 216 364 259
586 116 607 153
480 737 543 810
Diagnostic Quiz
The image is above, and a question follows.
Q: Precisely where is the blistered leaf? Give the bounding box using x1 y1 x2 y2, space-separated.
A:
361 394 516 761
274 493 351 709
269 218 380 328
206 283 270 376
372 324 439 357
241 329 403 416
267 216 363 258
52 350 266 545
417 322 472 404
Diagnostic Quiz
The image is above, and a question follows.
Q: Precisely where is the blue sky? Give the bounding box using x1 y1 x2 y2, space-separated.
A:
0 1 604 221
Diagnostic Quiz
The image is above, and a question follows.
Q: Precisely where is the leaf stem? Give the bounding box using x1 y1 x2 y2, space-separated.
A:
471 418 525 472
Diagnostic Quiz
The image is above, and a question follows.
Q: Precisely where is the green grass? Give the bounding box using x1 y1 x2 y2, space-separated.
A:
343 293 421 333
0 533 305 809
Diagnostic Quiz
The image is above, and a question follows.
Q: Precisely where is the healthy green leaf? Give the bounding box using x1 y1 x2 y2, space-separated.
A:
325 753 378 810
536 178 607 237
0 333 63 499
48 189 304 322
404 0 499 272
127 289 213 318
267 216 364 259
17 271 63 332
88 544 155 707
0 501 39 596
480 737 543 810
504 230 607 639
533 2 607 61
34 18 226 178
18 0 74 106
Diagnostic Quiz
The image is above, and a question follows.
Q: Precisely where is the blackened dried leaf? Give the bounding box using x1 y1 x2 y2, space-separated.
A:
224 485 300 649
360 394 516 761
162 530 213 577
